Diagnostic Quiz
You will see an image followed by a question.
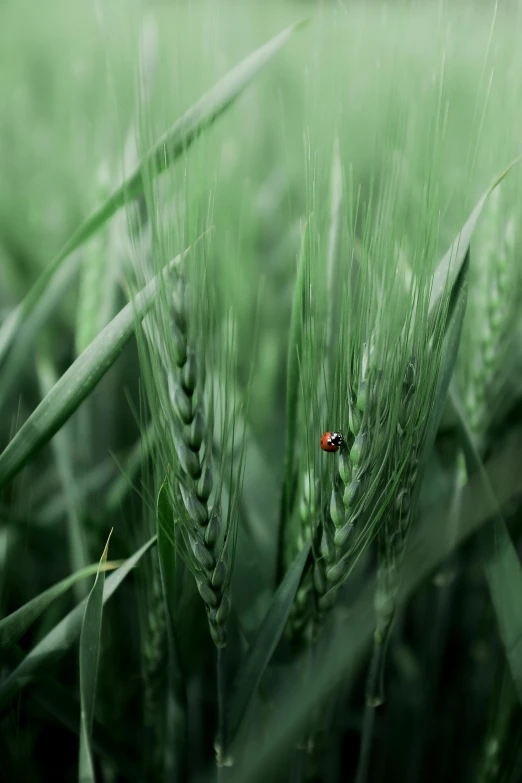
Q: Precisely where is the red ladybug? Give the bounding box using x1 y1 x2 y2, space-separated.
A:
320 431 344 452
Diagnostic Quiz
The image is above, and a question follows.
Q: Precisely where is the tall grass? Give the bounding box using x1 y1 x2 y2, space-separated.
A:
1 2 522 782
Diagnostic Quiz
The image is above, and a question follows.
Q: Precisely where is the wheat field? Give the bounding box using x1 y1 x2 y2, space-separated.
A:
1 1 522 781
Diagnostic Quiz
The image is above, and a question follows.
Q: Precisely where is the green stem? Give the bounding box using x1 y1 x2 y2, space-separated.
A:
365 630 391 708
217 646 227 780
355 634 389 783
355 698 377 783
167 621 189 783
406 573 455 783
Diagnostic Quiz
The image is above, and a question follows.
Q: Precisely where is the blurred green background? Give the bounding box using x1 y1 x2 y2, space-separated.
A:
1 1 522 781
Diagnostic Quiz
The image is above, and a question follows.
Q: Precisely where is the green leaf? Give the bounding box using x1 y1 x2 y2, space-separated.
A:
79 531 112 782
228 542 311 745
450 388 522 705
0 21 307 371
0 247 190 489
0 252 80 410
0 560 121 648
428 157 521 320
419 166 519 486
0 536 156 712
123 20 308 202
423 259 469 467
419 161 521 506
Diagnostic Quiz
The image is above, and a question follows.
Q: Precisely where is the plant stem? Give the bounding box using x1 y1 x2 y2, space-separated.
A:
167 620 189 783
355 699 376 783
217 646 227 781
355 641 383 783
365 635 388 709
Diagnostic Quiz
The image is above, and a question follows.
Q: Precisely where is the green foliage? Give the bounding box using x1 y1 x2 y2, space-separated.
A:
0 248 191 487
0 20 304 405
451 388 522 706
228 542 311 746
2 3 522 782
79 532 112 782
0 536 155 712
0 559 120 648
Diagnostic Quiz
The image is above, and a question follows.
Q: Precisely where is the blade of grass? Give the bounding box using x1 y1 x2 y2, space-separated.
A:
0 636 141 776
0 246 191 489
0 560 121 648
74 12 159 359
428 157 521 320
228 542 311 746
0 251 80 410
0 535 156 712
0 21 308 374
79 531 112 782
422 258 469 474
450 387 522 705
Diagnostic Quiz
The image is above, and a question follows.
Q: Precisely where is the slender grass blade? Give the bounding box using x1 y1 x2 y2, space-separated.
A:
228 542 311 746
428 157 521 320
0 560 120 648
0 536 156 712
0 248 190 488
451 388 522 705
0 21 307 373
79 531 112 782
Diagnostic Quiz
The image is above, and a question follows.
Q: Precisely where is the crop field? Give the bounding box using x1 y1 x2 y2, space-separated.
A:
1 1 522 781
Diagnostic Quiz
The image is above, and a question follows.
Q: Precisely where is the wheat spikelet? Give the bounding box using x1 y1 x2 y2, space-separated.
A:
141 260 240 648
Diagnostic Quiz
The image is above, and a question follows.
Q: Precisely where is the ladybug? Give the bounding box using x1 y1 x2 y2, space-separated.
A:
320 431 344 452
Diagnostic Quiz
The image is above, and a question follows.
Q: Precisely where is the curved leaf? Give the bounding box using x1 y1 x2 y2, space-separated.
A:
450 388 522 705
428 157 521 320
0 248 190 488
423 258 469 465
0 560 121 648
0 21 308 373
79 531 112 782
228 542 311 745
0 536 156 712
